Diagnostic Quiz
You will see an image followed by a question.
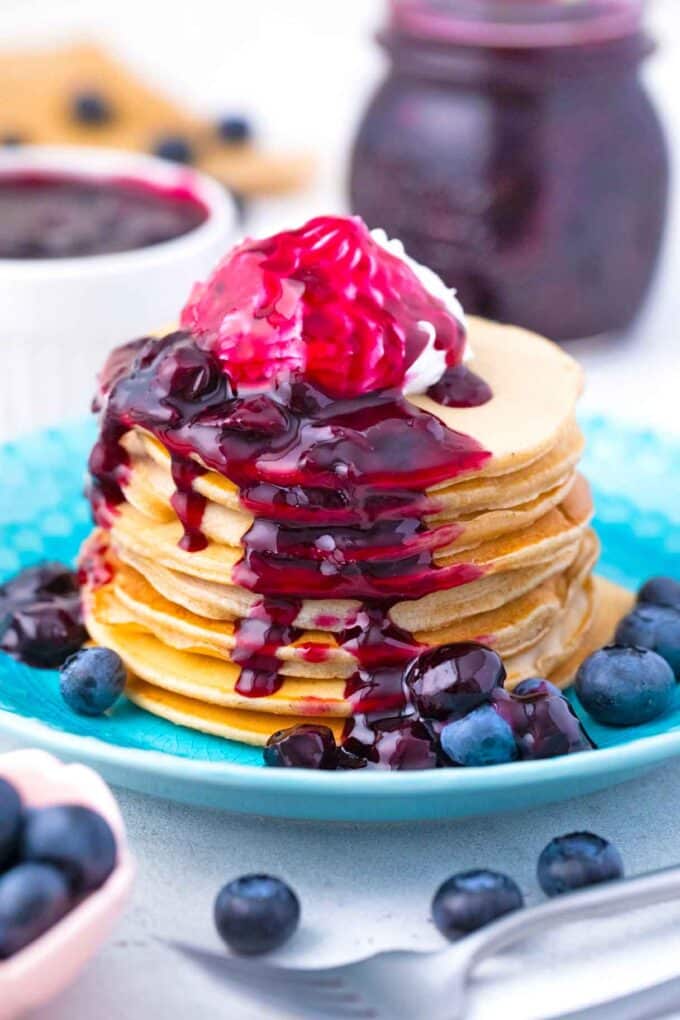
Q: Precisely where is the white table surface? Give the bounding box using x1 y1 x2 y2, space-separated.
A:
2 2 680 1018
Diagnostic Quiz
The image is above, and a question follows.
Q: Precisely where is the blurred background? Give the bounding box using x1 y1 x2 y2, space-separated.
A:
0 0 678 435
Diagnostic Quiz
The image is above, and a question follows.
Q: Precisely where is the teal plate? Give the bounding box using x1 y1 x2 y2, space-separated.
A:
1 418 679 821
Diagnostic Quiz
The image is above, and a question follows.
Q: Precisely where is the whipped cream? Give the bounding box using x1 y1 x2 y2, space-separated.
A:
370 228 469 395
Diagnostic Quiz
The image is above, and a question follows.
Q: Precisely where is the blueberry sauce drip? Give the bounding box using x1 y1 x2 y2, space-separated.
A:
232 597 303 698
87 330 491 753
427 364 493 408
0 563 86 668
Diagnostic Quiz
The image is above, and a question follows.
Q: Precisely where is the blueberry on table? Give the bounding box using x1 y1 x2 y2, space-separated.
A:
0 863 71 958
71 91 113 125
405 642 506 721
638 576 680 611
575 645 675 726
440 704 518 767
21 805 117 895
264 724 338 769
152 135 195 165
214 874 300 955
216 115 252 144
0 778 22 870
537 832 623 897
615 604 680 676
60 647 126 716
432 870 524 941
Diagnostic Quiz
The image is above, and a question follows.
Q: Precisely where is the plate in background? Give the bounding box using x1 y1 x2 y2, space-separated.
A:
0 417 679 821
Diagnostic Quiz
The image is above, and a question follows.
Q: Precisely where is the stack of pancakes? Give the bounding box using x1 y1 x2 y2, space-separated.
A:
82 318 620 747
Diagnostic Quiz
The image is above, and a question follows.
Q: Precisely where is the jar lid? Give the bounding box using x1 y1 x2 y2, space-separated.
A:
389 0 645 48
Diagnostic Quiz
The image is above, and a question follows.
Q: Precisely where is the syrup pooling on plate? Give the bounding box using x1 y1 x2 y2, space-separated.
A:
88 216 493 763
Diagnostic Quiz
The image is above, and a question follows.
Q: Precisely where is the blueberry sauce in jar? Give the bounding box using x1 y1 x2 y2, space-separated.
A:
350 0 668 341
0 172 208 259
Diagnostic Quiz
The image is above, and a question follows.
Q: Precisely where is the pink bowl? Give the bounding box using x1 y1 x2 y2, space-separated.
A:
0 749 135 1019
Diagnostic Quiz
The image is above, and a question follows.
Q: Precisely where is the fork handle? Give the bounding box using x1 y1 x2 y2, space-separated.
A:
459 864 680 973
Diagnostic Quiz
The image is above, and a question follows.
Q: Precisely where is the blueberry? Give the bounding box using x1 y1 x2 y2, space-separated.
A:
440 704 517 767
0 562 86 669
615 605 680 676
60 647 126 716
496 686 594 759
537 832 623 897
405 643 506 721
21 805 117 894
214 874 300 955
575 645 675 726
0 779 22 869
638 576 680 611
432 870 524 941
264 724 338 769
216 115 252 144
1 134 24 147
71 91 113 125
512 678 561 700
0 863 71 958
152 135 195 165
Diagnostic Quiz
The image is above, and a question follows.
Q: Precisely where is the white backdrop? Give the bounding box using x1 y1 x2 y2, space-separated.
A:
0 0 679 436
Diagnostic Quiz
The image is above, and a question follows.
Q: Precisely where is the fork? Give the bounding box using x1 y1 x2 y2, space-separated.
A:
168 864 680 1020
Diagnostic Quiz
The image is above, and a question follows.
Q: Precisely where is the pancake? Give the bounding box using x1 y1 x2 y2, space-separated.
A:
113 577 630 746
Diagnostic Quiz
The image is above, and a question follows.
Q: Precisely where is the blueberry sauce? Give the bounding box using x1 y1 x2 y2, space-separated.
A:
0 564 86 668
0 172 207 259
427 364 493 408
87 217 495 766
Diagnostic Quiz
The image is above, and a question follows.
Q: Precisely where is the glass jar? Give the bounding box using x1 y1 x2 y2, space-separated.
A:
349 0 669 341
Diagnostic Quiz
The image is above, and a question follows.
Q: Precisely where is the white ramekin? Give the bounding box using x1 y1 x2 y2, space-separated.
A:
0 145 237 441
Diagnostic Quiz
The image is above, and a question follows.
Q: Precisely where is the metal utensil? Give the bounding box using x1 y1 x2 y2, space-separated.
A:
168 864 680 1020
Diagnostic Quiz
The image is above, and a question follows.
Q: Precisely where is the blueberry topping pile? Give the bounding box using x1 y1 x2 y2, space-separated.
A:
152 135 195 165
214 874 300 955
575 645 675 726
537 832 624 897
0 562 86 669
264 642 592 770
60 647 126 716
0 783 117 958
432 870 524 940
71 91 113 125
216 115 252 144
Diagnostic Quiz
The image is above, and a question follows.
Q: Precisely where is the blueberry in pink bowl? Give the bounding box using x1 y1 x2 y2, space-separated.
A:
0 780 22 870
0 863 71 959
20 804 117 896
537 832 623 898
432 870 524 941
